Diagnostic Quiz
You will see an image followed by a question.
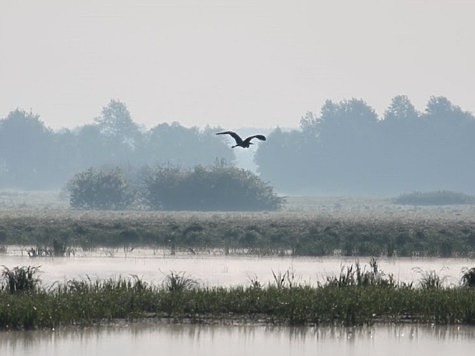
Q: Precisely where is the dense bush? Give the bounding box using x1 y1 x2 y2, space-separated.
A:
141 164 284 211
66 167 134 209
393 191 475 205
65 164 284 211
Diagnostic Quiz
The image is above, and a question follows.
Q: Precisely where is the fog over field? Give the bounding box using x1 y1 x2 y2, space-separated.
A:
1 1 475 197
2 1 475 130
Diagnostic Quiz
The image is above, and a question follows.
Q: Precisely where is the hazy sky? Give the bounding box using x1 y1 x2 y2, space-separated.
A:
1 0 474 130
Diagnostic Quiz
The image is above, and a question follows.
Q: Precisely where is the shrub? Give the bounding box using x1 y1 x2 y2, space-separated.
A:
141 163 284 211
66 167 134 209
65 163 283 211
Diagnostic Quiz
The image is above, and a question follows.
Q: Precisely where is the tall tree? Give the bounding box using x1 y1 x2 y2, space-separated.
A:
379 95 422 192
383 95 419 122
145 123 233 167
0 110 54 188
255 128 306 191
94 100 142 164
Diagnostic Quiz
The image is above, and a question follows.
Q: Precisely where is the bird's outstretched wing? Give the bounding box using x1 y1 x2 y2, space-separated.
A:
216 131 243 145
246 134 266 142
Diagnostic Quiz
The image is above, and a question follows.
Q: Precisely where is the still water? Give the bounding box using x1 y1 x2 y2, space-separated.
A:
1 251 474 355
1 323 474 356
0 250 473 287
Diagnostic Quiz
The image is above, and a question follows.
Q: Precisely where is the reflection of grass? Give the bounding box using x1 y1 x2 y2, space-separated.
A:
1 207 474 258
0 263 474 330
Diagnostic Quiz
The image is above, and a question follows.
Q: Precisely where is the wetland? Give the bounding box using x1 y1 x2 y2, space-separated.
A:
0 195 474 354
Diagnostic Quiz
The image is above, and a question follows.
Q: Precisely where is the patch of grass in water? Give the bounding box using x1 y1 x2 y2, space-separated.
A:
1 262 474 330
1 209 475 258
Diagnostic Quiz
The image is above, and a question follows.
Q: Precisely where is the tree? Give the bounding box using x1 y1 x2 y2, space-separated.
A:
144 123 234 167
66 167 134 209
318 98 378 138
255 128 309 192
317 99 379 193
299 111 320 139
383 95 419 122
95 100 140 141
94 100 142 164
420 96 475 191
0 109 55 188
377 95 423 191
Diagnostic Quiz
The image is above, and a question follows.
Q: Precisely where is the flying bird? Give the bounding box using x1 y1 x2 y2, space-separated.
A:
216 131 266 148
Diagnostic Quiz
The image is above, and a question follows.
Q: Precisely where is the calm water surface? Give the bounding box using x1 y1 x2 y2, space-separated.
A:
0 323 474 356
1 250 474 355
0 250 473 287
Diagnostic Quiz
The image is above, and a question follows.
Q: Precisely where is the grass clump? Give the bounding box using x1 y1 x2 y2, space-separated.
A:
413 268 447 289
325 258 397 288
162 271 197 292
1 265 41 294
461 267 475 287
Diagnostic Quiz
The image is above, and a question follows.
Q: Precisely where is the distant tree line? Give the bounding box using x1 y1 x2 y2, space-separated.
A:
2 95 475 195
0 100 233 189
255 96 475 194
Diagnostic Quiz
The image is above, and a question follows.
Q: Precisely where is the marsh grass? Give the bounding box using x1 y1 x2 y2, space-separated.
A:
413 267 448 289
325 258 397 288
461 267 475 287
0 263 474 330
162 271 197 292
271 268 298 289
1 265 41 294
1 208 474 258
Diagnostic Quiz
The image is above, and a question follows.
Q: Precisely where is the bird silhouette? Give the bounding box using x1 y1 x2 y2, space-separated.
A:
216 131 266 148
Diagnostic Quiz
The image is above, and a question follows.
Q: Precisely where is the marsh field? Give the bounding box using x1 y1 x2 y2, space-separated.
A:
0 192 474 340
0 193 475 258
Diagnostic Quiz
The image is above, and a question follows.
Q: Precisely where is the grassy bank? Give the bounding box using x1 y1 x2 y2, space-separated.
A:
1 207 475 257
1 264 474 330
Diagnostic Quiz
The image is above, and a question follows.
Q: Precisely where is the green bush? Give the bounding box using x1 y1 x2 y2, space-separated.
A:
393 191 475 205
141 163 284 211
65 164 283 211
66 167 134 209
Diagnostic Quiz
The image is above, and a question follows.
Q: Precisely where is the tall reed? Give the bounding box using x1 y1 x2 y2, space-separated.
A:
1 263 473 330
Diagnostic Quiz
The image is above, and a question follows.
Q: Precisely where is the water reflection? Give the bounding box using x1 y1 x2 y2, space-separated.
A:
1 323 474 356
